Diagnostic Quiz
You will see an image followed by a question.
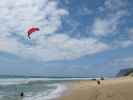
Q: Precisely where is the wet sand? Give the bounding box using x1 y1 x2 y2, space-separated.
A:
60 76 133 100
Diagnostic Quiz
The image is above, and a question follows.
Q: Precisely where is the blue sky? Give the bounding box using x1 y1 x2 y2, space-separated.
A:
0 0 133 77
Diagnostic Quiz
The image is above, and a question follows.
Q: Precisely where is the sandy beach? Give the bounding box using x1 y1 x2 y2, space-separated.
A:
60 76 133 100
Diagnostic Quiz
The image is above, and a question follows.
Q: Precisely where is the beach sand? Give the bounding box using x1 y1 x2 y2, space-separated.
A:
60 76 133 100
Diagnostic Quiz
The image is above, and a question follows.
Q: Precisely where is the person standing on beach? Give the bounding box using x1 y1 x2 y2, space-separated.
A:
97 80 101 85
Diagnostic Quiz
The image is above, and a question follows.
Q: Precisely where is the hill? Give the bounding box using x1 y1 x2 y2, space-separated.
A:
117 68 133 77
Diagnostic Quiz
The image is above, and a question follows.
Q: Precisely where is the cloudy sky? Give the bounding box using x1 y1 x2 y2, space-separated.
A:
0 0 133 77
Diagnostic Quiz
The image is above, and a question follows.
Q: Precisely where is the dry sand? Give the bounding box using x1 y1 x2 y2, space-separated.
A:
60 76 133 100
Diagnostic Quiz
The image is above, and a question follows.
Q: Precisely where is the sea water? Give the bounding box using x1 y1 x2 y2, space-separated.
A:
0 77 97 100
0 78 67 100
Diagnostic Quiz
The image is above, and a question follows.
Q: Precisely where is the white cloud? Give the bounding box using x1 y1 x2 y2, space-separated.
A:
92 0 128 36
128 28 133 40
119 40 133 48
112 40 133 48
92 17 118 36
104 0 126 11
79 7 93 16
0 34 109 61
39 37 108 60
44 36 109 60
0 0 110 61
62 37 109 55
0 0 132 62
64 0 70 5
105 57 133 68
0 0 68 38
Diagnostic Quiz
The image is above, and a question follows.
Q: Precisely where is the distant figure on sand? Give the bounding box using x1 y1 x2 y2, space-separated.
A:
20 92 24 97
97 80 101 85
100 76 104 80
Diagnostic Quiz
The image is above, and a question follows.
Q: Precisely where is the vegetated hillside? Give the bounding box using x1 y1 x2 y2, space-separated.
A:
117 68 133 77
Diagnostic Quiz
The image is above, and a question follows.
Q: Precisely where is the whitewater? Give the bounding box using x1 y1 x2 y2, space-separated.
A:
0 78 67 100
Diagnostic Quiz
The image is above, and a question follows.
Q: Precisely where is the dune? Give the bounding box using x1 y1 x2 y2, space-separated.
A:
60 76 133 100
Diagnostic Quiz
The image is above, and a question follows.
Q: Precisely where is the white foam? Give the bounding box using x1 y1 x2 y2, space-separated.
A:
0 95 3 99
23 83 66 100
0 78 51 85
0 77 98 86
44 84 66 100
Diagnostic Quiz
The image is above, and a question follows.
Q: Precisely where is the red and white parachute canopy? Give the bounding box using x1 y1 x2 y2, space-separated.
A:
27 26 40 39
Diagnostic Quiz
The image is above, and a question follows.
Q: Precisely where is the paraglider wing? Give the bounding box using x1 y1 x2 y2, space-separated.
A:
27 27 40 39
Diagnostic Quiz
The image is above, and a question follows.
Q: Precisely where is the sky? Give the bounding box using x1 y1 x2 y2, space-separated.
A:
0 0 133 77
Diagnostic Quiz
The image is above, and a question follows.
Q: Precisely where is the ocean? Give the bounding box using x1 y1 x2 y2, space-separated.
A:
0 78 69 100
0 77 97 100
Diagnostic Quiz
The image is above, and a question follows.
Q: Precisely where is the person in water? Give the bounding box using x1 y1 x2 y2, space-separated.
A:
20 92 24 97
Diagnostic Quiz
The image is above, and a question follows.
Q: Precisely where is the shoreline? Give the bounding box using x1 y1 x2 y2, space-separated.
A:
55 81 76 100
59 76 133 100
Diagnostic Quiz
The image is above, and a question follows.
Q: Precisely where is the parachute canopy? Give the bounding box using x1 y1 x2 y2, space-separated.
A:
27 27 40 39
